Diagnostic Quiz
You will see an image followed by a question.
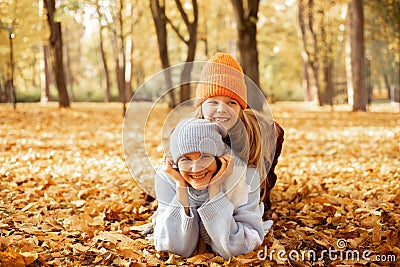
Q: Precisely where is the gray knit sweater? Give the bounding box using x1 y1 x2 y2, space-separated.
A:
153 166 264 259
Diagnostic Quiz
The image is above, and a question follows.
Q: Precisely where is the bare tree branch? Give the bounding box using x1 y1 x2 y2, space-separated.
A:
175 0 190 28
165 16 188 44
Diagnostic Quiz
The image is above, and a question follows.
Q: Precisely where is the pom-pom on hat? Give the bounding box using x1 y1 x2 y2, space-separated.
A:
195 53 247 109
170 118 228 163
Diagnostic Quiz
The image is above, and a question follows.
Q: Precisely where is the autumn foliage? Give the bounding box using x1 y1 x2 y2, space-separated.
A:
1 102 399 266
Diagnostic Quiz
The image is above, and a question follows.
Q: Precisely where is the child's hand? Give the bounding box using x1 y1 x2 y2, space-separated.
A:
163 154 187 188
208 154 233 198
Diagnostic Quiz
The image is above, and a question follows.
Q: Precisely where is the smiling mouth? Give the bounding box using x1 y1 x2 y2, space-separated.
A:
190 173 207 179
213 117 229 122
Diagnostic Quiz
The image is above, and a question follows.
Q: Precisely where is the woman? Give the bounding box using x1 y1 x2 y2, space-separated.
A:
194 53 285 215
153 118 264 259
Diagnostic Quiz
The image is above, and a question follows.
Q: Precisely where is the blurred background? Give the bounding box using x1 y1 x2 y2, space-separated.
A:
0 0 398 109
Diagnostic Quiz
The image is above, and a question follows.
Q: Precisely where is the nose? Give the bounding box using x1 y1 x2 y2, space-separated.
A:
191 160 206 172
216 102 227 113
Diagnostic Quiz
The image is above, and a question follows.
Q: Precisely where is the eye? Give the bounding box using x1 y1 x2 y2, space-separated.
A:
206 99 218 105
179 158 188 162
228 100 238 105
201 154 213 159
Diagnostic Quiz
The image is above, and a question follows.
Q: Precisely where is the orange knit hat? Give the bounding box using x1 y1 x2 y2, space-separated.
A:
195 53 247 109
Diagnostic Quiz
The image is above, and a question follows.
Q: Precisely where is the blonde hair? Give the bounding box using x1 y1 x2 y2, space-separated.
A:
195 106 274 202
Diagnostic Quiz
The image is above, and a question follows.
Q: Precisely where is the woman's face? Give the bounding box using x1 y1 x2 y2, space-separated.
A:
201 96 241 131
177 152 218 190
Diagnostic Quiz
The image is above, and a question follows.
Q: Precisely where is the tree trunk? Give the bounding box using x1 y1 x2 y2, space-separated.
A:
150 0 175 108
40 45 51 103
298 0 312 101
0 74 4 102
301 58 312 101
124 2 134 102
320 13 333 105
323 56 334 105
174 0 198 104
118 0 127 106
5 80 11 102
125 35 133 102
95 0 111 102
64 27 74 102
231 0 263 111
99 26 111 102
44 0 70 108
298 0 322 105
383 73 391 100
307 0 321 105
112 31 124 103
346 0 367 111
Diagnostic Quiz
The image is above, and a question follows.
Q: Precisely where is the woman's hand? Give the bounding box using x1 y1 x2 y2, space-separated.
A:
208 154 233 199
163 154 187 188
163 154 190 214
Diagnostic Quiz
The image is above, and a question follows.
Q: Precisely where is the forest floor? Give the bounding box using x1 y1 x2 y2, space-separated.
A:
0 102 399 267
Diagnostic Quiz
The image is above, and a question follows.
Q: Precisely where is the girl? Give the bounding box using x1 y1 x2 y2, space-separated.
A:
194 53 284 216
153 118 264 259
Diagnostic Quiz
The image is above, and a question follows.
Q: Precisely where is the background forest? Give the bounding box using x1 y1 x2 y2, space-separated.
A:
0 0 399 110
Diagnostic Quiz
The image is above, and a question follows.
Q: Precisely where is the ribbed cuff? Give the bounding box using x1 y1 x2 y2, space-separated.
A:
197 192 234 222
167 197 195 231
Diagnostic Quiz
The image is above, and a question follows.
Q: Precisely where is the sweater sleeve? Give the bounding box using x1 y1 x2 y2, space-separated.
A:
197 167 264 260
153 169 199 258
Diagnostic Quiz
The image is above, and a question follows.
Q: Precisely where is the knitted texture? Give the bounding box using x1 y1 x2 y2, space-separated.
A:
196 53 247 109
170 118 227 163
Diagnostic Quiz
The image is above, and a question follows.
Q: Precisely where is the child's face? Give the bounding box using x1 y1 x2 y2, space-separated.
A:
177 152 218 190
201 96 241 131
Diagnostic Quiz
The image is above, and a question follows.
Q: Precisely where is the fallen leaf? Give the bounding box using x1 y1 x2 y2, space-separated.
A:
186 253 215 264
93 231 134 245
20 251 38 265
0 249 25 267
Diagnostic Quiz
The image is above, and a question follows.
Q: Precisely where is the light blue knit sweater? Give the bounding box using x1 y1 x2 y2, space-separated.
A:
153 166 264 259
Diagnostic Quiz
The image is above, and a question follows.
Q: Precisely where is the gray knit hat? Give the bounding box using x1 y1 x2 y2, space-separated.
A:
170 118 228 163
